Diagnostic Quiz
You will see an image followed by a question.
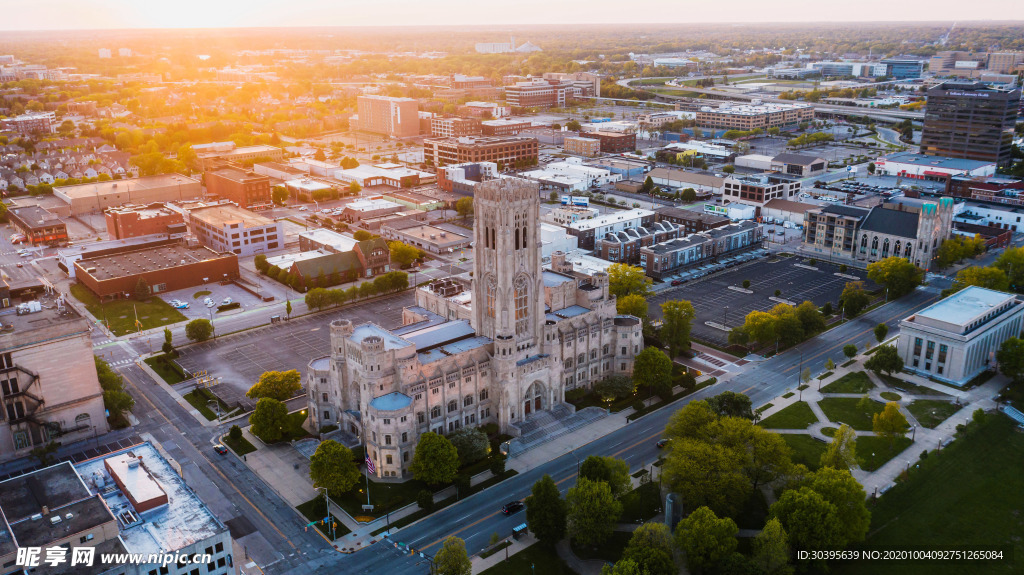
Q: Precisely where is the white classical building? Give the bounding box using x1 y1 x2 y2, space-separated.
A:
896 286 1024 386
306 178 642 478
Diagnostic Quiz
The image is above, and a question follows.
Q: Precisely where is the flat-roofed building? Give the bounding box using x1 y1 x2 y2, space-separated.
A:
358 95 420 138
654 206 730 234
53 174 202 216
0 112 55 135
897 286 1024 386
339 198 404 224
564 136 601 157
771 153 828 177
437 161 499 195
430 116 482 138
105 202 186 240
504 80 581 108
196 144 284 169
874 151 997 180
383 190 445 211
74 241 240 299
457 101 510 118
584 131 636 153
334 164 423 188
481 118 532 136
722 173 802 210
204 165 272 210
380 223 471 254
639 220 763 279
423 136 539 168
285 177 335 202
0 301 108 462
647 168 726 194
253 161 307 182
919 81 1020 167
563 208 655 249
8 205 67 246
177 201 283 256
696 101 814 130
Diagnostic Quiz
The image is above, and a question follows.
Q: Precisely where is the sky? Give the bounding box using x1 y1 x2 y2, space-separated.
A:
0 0 1022 30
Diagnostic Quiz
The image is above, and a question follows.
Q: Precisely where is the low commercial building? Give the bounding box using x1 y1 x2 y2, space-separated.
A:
640 220 763 278
423 136 539 168
458 101 510 118
204 165 273 210
361 210 429 232
196 143 284 169
545 205 599 226
647 168 726 194
704 202 757 221
285 177 334 202
437 162 499 195
0 441 233 575
874 152 996 180
8 205 68 245
339 198 404 223
953 201 1024 232
591 158 649 179
430 116 482 138
563 208 655 249
481 118 532 136
897 286 1024 386
74 241 240 299
179 201 284 256
696 101 814 130
761 198 817 225
105 203 186 240
945 175 1024 202
654 206 730 234
598 221 681 264
383 190 445 211
735 154 775 171
771 153 828 177
583 131 636 154
659 141 736 164
0 301 108 462
564 136 601 157
53 174 203 216
380 223 471 254
722 173 802 211
520 159 620 192
334 164 423 188
540 223 578 261
253 161 307 182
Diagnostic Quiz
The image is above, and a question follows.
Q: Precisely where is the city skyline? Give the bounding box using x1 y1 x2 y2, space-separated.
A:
1 0 1024 30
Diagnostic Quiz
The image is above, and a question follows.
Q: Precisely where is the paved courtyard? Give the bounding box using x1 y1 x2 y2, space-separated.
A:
649 258 874 346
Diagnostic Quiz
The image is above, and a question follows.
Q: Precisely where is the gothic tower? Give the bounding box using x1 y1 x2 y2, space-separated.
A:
471 177 545 345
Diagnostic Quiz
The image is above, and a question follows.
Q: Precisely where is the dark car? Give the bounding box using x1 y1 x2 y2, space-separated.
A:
656 438 671 448
502 501 525 515
213 444 228 455
671 279 683 286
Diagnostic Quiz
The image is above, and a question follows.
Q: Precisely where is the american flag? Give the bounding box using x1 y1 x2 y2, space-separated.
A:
365 455 376 474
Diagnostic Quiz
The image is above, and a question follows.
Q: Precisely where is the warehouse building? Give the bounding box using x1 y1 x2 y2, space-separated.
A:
74 241 239 299
53 174 203 216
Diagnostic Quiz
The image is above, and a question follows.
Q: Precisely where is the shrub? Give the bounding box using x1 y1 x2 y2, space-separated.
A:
229 425 242 441
417 489 434 512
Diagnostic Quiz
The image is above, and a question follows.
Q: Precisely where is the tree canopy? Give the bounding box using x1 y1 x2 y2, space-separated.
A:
675 506 739 573
185 318 214 342
607 263 652 299
660 299 696 357
249 397 289 443
410 432 459 485
435 536 471 575
863 344 903 376
525 474 567 546
309 440 359 493
616 293 648 324
567 477 622 547
867 257 923 299
246 370 302 401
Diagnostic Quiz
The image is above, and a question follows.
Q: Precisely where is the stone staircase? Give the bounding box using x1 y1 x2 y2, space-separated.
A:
508 405 607 457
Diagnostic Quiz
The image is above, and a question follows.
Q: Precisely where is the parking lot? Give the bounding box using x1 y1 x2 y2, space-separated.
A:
650 257 874 346
173 292 412 409
160 282 266 320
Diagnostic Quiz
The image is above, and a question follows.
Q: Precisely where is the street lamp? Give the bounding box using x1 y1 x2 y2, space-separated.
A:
571 449 580 476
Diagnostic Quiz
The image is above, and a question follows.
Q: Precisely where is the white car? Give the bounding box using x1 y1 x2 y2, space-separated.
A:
297 206 308 211
221 297 233 306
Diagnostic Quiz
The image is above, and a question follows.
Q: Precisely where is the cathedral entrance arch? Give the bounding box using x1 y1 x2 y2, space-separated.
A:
523 381 545 416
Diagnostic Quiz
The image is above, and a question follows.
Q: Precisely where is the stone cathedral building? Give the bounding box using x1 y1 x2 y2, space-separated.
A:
305 178 642 478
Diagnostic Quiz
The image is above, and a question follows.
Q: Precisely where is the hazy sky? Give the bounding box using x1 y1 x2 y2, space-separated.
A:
1 0 1022 30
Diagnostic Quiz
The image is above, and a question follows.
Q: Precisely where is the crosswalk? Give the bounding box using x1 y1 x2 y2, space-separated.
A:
107 359 136 368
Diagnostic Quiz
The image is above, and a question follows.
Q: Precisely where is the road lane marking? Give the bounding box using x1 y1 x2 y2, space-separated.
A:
740 385 755 394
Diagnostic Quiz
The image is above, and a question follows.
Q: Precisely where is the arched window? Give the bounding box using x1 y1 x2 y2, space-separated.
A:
894 240 901 256
431 406 441 419
522 225 528 250
464 394 474 407
486 279 496 319
871 236 879 254
514 277 529 334
448 400 458 413
514 227 520 250
860 235 868 253
904 243 912 257
479 389 489 401
577 353 585 364
882 238 890 257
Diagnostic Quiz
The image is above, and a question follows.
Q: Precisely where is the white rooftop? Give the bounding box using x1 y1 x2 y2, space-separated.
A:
286 178 332 191
914 286 1017 329
266 250 329 270
300 228 358 252
344 198 403 212
566 208 654 231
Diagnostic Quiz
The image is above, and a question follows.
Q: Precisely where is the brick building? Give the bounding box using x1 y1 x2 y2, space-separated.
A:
430 117 482 138
74 242 239 299
357 95 420 138
204 165 273 210
654 206 730 234
105 203 186 240
481 119 532 136
8 205 68 245
597 221 681 264
585 131 636 153
175 201 283 256
563 136 601 157
695 102 814 130
422 136 539 168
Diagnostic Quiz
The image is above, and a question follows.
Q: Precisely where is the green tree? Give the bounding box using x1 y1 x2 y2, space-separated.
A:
663 438 750 517
286 299 293 318
567 477 622 547
272 185 289 205
843 344 858 360
997 337 1024 384
872 401 910 449
742 425 794 490
246 370 302 401
742 310 777 345
753 517 791 574
633 348 672 400
661 299 695 357
353 230 373 241
873 323 889 343
525 474 567 546
681 188 697 202
389 241 421 268
309 440 359 493
410 432 459 485
94 356 135 424
864 344 903 376
820 424 858 471
664 400 718 441
579 455 632 497
566 119 582 131
594 375 634 402
134 277 150 300
434 536 471 575
0 201 7 223
549 190 559 201
601 559 644 575
621 522 676 575
867 257 923 299
769 487 843 551
607 263 652 299
616 293 648 323
249 397 289 443
949 266 1010 295
229 424 243 441
706 391 753 420
794 300 825 335
839 281 870 317
448 427 489 466
994 246 1024 290
162 327 174 355
808 467 870 544
455 197 474 219
185 318 213 342
640 176 655 194
305 287 329 311
675 506 739 574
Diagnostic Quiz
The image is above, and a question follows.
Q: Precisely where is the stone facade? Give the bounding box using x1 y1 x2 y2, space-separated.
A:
306 178 641 478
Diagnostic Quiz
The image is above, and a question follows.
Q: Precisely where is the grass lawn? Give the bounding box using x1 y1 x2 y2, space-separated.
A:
857 436 913 472
332 476 430 520
296 496 352 540
818 371 834 380
222 433 256 456
818 397 884 431
821 371 876 394
571 530 632 563
192 290 212 299
144 355 186 384
620 481 661 523
281 411 311 441
480 542 575 575
183 388 228 420
878 374 948 396
70 284 186 336
781 434 827 471
906 400 961 429
821 426 837 437
834 415 1024 575
879 391 901 401
759 402 818 429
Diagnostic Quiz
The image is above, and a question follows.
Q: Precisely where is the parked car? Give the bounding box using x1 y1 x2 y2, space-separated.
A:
656 438 671 448
213 444 228 455
671 279 683 286
297 206 308 211
221 297 233 306
502 501 525 515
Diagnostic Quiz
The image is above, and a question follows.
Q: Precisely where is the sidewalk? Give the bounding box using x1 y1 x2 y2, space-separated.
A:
471 534 537 574
506 412 629 474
